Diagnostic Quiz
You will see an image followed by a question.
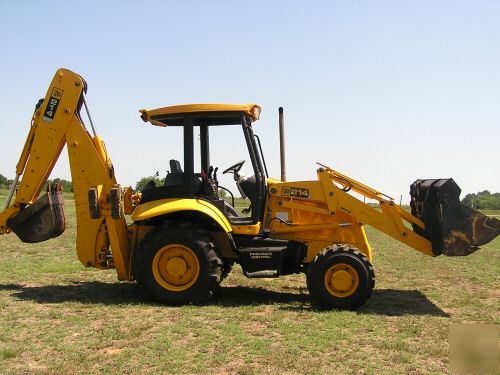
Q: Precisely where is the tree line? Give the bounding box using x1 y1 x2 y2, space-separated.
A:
0 174 73 193
461 190 500 210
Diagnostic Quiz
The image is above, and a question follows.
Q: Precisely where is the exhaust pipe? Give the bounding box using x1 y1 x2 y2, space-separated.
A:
279 107 286 182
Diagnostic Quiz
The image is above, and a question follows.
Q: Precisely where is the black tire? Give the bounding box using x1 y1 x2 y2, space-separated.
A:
306 245 375 309
134 222 222 304
221 259 234 280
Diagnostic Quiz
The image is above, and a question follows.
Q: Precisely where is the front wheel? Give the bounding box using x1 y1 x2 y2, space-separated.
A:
306 245 375 309
134 223 222 304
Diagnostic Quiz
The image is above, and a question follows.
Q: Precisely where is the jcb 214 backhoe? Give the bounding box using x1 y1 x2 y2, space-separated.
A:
0 69 498 309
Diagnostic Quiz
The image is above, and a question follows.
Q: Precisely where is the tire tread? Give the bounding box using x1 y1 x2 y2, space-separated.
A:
306 244 375 309
134 221 222 304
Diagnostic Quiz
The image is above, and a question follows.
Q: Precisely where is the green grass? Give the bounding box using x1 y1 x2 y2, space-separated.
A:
0 194 498 374
481 209 500 217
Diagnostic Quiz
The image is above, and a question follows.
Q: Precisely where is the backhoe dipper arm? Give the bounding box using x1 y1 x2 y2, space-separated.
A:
0 69 131 280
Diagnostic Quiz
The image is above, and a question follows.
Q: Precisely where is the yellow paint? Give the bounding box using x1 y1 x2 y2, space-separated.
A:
0 68 132 280
122 186 135 215
152 244 200 291
127 224 154 279
0 207 17 234
324 263 359 298
271 222 342 234
267 177 282 185
132 198 232 233
140 103 261 127
232 223 261 235
266 167 434 261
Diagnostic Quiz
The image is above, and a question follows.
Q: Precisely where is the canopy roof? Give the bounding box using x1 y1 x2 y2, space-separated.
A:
139 103 261 127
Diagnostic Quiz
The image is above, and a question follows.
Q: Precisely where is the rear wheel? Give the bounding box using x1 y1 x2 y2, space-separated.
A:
306 245 375 309
134 222 222 304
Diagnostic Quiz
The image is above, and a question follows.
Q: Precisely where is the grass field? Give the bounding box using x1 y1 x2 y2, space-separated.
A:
0 192 498 374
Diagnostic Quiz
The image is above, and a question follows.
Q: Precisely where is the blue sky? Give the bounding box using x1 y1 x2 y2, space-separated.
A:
0 1 498 202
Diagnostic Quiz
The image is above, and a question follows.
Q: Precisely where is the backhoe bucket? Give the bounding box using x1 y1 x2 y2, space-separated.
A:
410 179 499 256
7 183 66 243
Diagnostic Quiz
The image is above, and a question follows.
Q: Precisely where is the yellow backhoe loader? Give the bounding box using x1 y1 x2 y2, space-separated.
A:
0 69 498 309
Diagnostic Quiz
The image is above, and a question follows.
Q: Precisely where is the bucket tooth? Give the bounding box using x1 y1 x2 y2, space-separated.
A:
7 183 66 243
410 179 499 256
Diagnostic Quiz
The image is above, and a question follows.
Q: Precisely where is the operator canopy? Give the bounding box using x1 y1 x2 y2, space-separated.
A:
139 103 261 127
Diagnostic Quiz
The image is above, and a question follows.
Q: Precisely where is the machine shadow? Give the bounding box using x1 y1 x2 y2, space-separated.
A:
2 282 448 317
359 289 450 317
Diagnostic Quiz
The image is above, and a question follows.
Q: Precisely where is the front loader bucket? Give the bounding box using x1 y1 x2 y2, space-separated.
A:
7 183 66 243
410 179 499 256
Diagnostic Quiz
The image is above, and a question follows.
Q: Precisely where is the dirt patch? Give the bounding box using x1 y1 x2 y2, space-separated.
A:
100 346 123 356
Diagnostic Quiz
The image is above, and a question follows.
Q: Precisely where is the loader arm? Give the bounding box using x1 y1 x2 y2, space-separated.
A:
0 69 131 280
317 166 499 257
267 164 498 259
316 168 435 256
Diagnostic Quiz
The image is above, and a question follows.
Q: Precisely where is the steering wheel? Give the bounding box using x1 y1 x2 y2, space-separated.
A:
223 160 245 174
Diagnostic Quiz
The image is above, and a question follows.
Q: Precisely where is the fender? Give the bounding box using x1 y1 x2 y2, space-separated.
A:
131 198 232 232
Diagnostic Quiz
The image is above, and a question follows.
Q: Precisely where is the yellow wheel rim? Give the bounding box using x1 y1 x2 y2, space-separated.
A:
152 244 200 292
324 263 359 298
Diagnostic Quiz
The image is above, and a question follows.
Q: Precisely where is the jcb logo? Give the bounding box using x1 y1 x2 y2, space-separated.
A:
42 87 64 123
51 88 63 98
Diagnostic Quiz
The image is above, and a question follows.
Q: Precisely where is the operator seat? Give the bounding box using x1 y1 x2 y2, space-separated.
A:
170 159 182 173
164 159 184 186
140 159 204 204
163 158 201 193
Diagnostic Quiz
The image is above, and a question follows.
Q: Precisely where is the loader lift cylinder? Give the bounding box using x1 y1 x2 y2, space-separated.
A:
279 107 286 182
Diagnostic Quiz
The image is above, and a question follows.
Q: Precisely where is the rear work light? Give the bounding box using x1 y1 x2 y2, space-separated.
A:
251 105 261 120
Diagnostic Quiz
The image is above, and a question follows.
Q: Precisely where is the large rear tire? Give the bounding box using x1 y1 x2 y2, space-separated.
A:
134 222 222 304
306 245 375 309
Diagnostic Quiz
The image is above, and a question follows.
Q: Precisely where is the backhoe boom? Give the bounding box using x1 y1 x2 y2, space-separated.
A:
0 69 131 280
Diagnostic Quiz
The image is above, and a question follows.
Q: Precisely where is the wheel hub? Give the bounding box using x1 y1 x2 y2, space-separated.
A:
324 263 359 297
166 256 188 278
331 269 353 291
152 244 200 291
